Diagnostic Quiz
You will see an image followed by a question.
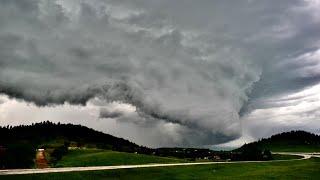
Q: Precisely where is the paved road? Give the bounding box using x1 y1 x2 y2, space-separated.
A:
0 152 317 175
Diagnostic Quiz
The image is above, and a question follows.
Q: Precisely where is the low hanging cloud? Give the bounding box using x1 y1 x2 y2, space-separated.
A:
99 102 136 119
100 109 125 119
0 0 320 146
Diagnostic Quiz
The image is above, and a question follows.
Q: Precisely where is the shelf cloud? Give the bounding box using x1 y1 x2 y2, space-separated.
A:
0 0 320 147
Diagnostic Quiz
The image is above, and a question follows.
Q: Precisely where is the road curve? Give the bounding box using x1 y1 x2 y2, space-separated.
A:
0 152 316 175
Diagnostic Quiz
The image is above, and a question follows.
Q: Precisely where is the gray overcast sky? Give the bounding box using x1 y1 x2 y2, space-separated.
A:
0 0 320 148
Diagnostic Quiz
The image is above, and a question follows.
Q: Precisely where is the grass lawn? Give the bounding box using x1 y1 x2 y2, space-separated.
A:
3 158 320 179
55 149 187 167
272 154 302 160
265 144 320 152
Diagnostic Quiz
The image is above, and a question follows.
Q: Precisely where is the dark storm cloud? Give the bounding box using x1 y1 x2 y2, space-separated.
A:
100 108 124 119
0 0 320 146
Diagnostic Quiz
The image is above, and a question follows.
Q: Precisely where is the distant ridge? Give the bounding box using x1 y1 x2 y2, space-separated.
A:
237 130 320 152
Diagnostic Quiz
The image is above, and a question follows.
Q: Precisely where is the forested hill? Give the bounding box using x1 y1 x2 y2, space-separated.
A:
0 121 152 153
237 131 320 152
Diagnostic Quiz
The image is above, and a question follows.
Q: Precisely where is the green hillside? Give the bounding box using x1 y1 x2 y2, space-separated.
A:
0 122 153 169
238 131 320 152
55 149 187 167
0 121 151 153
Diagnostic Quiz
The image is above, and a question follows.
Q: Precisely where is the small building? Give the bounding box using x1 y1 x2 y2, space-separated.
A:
212 155 221 160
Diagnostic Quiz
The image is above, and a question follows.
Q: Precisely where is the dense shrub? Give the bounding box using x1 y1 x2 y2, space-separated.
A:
0 143 35 169
50 143 69 165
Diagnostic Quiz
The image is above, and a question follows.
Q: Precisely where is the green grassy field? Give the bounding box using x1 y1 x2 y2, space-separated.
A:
55 149 187 167
267 144 320 152
53 148 301 168
3 158 320 179
54 149 298 168
271 154 302 160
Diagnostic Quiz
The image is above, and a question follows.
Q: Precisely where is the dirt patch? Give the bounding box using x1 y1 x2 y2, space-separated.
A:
36 149 48 169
